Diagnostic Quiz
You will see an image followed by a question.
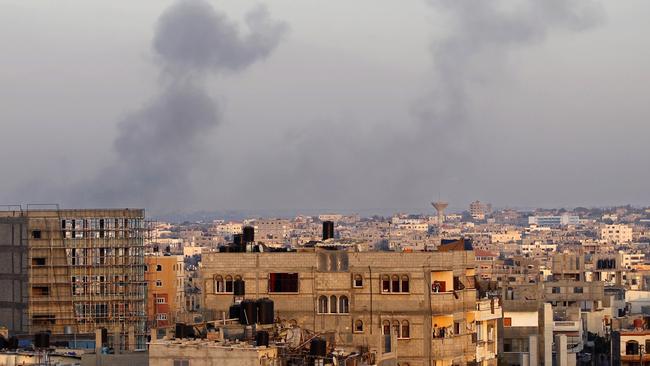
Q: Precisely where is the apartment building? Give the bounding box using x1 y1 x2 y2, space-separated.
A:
0 207 146 348
201 246 500 366
145 254 185 328
600 224 633 244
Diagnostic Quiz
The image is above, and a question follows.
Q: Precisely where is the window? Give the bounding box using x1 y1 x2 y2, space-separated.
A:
173 361 189 366
32 230 42 239
330 295 338 313
382 275 390 292
401 320 410 339
268 273 299 293
32 258 46 266
392 320 400 337
353 274 363 288
156 297 166 304
552 287 560 294
383 274 409 293
454 322 460 335
156 280 162 287
318 296 328 314
382 320 391 335
32 286 49 296
339 296 349 314
392 275 400 292
401 275 409 293
504 317 512 327
354 320 363 333
574 287 583 294
156 313 168 321
156 265 162 272
214 275 224 293
626 340 639 355
225 275 233 293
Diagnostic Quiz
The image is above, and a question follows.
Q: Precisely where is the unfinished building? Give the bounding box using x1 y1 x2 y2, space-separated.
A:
0 206 146 348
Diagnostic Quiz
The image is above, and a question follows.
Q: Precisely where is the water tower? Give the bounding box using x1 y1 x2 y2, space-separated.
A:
431 201 448 225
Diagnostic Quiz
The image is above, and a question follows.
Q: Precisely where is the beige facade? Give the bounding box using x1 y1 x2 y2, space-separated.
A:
0 208 147 348
600 224 633 244
149 339 279 366
201 250 498 366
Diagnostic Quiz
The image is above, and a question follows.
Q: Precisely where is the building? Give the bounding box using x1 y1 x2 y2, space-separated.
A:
145 255 185 328
600 224 633 244
149 338 279 366
201 244 500 366
0 207 147 348
528 214 580 227
470 201 490 221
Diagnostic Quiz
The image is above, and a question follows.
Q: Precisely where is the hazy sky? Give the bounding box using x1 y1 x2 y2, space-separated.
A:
1 0 649 215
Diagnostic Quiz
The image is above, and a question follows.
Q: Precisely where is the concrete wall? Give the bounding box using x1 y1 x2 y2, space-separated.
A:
0 217 28 334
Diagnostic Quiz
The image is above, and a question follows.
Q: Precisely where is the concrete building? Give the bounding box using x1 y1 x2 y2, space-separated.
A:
469 201 490 221
528 214 579 227
200 246 499 366
149 339 279 366
600 224 633 244
0 207 147 348
145 255 185 328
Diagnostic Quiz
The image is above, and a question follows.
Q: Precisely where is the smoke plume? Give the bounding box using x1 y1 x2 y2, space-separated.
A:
71 0 287 211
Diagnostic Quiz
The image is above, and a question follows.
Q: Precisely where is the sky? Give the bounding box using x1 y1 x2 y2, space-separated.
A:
0 0 649 216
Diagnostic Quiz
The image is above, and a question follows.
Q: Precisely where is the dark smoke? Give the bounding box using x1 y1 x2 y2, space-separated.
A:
236 0 604 212
69 0 287 211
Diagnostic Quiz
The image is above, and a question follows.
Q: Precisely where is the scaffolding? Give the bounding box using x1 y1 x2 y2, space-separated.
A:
20 207 147 349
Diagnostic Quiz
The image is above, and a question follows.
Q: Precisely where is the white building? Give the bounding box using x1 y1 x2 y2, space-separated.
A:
600 224 633 244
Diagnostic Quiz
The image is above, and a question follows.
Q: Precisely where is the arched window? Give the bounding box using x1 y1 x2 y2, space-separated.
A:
156 264 162 271
318 295 328 314
354 319 363 333
235 275 242 281
354 274 363 288
401 320 410 338
401 275 409 293
626 340 639 355
225 275 233 293
330 295 338 313
339 296 349 314
382 275 390 292
392 320 400 337
214 275 224 293
382 320 390 335
391 275 400 292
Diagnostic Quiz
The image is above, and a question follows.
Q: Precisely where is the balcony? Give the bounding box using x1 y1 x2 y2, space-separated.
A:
431 334 474 359
553 320 580 332
475 299 502 321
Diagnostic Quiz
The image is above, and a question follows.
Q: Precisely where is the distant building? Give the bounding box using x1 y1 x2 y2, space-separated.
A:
600 224 633 244
528 214 579 227
470 201 490 221
145 255 185 328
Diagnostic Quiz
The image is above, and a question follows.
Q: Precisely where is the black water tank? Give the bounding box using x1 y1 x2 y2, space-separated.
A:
309 337 327 356
7 336 18 350
234 279 245 296
176 323 187 338
255 330 269 347
240 300 258 325
229 304 241 320
322 221 334 240
34 332 50 349
257 298 274 324
243 226 255 243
